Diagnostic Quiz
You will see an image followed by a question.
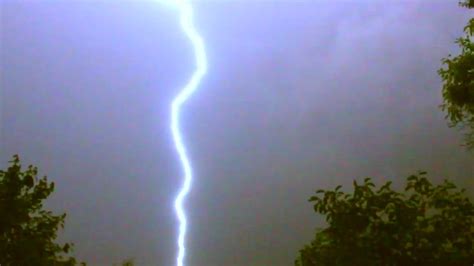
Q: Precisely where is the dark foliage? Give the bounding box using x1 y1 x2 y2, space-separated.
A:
459 0 474 8
0 155 84 266
295 172 474 266
439 0 474 149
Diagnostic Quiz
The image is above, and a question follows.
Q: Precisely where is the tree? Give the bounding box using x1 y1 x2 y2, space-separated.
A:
113 258 135 266
0 155 84 266
439 0 474 149
295 172 474 266
120 259 135 266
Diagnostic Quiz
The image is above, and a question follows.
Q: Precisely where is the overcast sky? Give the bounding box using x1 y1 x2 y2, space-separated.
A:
1 0 473 265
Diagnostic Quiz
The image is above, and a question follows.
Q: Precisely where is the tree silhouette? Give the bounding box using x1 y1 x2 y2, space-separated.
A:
0 155 84 266
295 172 474 266
439 0 474 149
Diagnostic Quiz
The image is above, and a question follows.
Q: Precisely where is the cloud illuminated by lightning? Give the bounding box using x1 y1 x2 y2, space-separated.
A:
167 1 207 266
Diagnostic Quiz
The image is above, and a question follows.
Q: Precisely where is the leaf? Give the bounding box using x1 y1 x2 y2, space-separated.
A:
24 175 34 188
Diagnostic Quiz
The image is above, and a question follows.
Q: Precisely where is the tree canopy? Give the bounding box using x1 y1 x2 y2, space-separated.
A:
0 155 84 266
295 172 474 266
439 0 474 149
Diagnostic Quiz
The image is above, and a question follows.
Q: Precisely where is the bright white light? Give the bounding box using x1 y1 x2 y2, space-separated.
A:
169 1 207 266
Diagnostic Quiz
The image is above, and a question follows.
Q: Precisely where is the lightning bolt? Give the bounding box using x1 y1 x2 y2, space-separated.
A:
168 1 207 266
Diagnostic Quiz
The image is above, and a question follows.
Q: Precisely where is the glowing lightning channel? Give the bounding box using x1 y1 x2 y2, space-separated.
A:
169 1 207 266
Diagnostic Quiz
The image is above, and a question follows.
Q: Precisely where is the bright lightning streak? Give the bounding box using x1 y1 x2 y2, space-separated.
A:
169 1 207 266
